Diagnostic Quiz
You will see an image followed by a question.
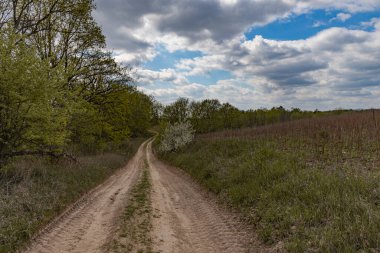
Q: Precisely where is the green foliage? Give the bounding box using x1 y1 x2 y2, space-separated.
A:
0 1 155 161
0 1 154 251
0 32 70 159
162 97 190 124
150 97 164 126
69 85 153 152
160 98 345 134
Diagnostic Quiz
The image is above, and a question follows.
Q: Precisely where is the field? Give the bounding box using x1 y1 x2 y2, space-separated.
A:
159 110 380 252
0 139 144 253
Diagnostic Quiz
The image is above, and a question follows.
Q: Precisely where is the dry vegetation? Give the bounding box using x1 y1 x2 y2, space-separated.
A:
0 139 145 253
109 160 152 253
202 109 379 154
159 110 380 252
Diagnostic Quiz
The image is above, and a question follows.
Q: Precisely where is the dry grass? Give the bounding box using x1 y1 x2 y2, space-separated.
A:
201 110 380 168
0 138 145 253
159 110 380 252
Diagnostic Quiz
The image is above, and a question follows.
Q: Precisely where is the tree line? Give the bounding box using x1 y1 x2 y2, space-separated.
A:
0 0 153 163
0 0 350 163
158 98 347 134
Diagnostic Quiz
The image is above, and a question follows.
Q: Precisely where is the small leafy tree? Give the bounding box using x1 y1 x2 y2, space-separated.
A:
0 32 70 161
159 121 195 152
162 97 190 124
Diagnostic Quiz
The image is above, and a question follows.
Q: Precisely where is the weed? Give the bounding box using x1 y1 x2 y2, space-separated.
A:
158 111 380 252
110 159 152 253
0 138 145 253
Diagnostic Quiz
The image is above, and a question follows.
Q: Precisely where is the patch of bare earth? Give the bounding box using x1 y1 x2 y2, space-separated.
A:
108 160 152 253
23 141 148 253
146 141 267 253
23 139 268 253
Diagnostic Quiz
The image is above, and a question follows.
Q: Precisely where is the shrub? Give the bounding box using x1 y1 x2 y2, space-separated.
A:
159 121 195 152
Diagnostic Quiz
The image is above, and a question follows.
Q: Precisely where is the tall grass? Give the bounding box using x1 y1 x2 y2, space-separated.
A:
159 110 380 252
0 138 145 253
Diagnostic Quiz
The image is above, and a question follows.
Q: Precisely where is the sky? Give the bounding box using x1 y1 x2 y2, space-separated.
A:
93 0 380 110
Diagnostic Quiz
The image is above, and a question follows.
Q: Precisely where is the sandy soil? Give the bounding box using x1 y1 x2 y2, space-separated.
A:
23 141 147 253
24 139 260 253
146 141 258 253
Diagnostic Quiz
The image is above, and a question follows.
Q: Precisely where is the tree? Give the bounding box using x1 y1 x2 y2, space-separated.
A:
0 32 69 161
0 1 153 161
190 99 221 132
151 98 164 126
163 97 190 124
159 121 195 152
69 86 153 151
219 103 242 129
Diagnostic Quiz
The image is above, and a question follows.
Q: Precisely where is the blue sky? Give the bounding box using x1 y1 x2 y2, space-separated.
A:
246 10 380 40
144 47 203 71
94 0 380 110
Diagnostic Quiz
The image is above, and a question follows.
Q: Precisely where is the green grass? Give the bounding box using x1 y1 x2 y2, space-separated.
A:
0 138 145 253
110 159 152 253
159 136 380 252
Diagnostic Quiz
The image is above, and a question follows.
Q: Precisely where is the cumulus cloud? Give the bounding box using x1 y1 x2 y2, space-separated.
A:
230 28 376 84
330 13 352 22
135 68 189 86
94 0 380 63
153 25 380 108
292 0 380 13
94 0 380 109
361 17 380 29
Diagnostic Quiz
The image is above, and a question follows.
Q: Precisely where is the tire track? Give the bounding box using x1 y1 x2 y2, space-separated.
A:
146 141 264 253
23 138 266 253
23 140 148 253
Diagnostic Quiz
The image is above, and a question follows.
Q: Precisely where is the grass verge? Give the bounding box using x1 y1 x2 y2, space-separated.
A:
158 112 380 252
0 138 145 253
110 159 152 253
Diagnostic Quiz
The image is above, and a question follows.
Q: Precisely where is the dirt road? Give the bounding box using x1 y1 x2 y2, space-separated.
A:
24 141 147 253
146 141 254 253
25 139 255 253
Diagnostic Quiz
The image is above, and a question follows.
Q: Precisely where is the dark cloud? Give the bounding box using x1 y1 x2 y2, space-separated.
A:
254 59 326 86
94 0 380 109
111 32 151 51
94 0 293 51
95 0 172 28
156 0 291 42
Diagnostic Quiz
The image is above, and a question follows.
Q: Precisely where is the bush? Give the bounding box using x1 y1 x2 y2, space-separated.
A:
159 121 195 152
0 32 69 161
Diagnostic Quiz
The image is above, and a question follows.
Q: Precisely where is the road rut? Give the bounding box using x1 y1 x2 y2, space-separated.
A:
24 141 147 253
146 141 254 253
24 139 257 253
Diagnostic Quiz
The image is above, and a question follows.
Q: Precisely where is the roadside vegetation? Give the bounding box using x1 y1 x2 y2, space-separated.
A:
158 110 380 252
0 1 153 251
110 160 152 253
0 138 145 253
2 1 380 252
159 121 195 152
0 0 153 165
158 97 349 134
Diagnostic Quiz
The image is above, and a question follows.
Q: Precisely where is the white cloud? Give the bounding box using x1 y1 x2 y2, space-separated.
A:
361 17 380 29
142 25 380 109
94 0 380 109
312 21 326 27
94 0 380 65
330 13 352 22
292 0 380 13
